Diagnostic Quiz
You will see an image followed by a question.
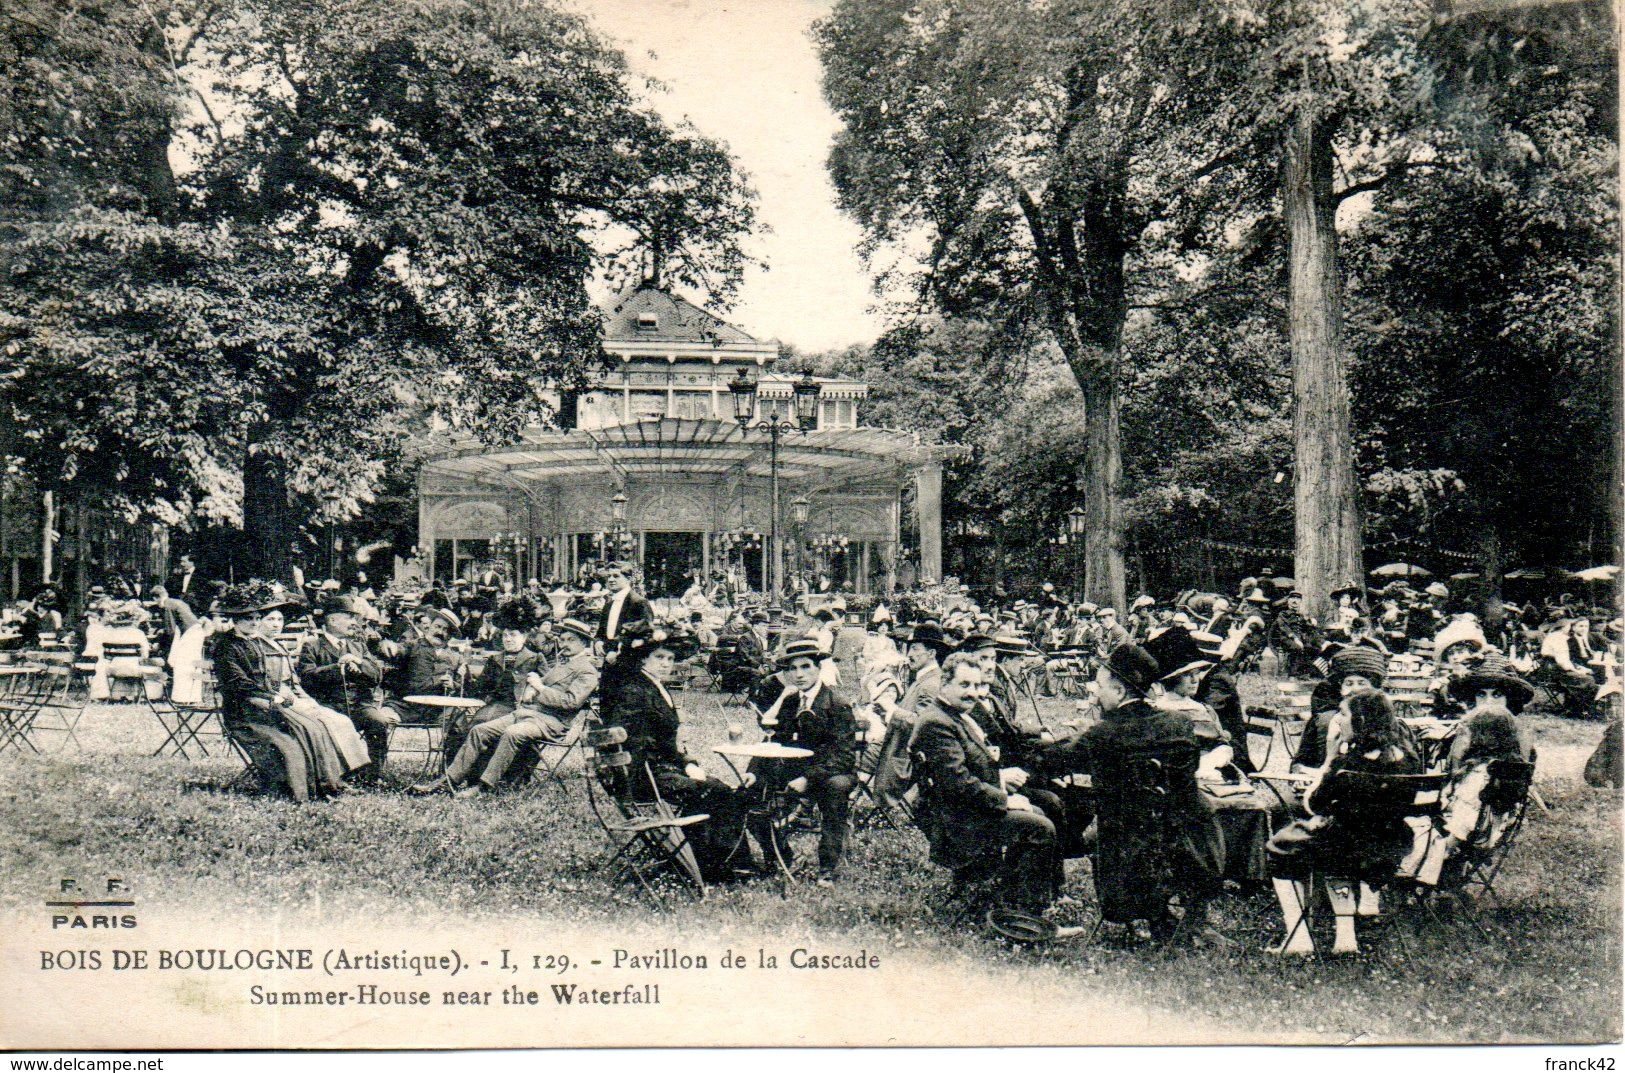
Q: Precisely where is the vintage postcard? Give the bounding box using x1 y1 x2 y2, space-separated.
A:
0 0 1619 1052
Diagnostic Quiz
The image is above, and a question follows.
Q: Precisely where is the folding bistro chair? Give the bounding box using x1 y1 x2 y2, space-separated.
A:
1244 682 1313 771
849 721 910 834
581 725 709 907
147 690 216 759
387 706 447 781
1408 755 1537 940
0 663 53 754
1278 769 1447 956
100 641 165 704
515 707 592 787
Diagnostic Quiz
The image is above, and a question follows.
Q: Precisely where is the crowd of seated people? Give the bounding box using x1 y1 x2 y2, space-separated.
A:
5 559 1616 955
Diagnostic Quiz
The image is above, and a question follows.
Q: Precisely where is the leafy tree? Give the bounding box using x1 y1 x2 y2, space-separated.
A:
1 0 757 582
816 0 1264 611
1346 0 1617 626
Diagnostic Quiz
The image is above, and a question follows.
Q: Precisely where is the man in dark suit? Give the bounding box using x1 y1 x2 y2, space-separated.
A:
909 652 1062 912
298 599 400 785
753 638 858 885
596 560 653 654
609 635 753 882
438 604 544 764
1041 643 1225 943
594 560 654 724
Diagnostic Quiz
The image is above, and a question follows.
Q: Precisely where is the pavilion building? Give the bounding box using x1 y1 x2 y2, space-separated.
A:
413 287 949 598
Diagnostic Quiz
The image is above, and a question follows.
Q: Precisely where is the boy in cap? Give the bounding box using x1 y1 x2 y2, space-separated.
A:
753 637 858 884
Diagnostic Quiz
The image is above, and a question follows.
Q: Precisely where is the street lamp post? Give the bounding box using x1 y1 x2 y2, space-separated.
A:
1067 504 1087 601
321 492 341 583
607 490 634 566
791 494 811 592
728 368 822 602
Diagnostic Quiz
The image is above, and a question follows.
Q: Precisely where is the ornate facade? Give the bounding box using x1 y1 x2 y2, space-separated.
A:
414 287 947 597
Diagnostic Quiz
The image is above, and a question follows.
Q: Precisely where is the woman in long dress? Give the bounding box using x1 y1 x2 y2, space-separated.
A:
254 607 372 774
168 608 231 706
213 583 354 801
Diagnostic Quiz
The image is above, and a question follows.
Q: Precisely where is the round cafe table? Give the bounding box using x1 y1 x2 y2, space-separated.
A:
398 696 487 777
402 695 486 709
713 741 813 885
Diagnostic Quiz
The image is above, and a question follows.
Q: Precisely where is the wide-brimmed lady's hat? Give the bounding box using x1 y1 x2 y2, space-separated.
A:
217 580 305 618
1327 645 1387 688
491 601 541 632
626 627 700 664
1451 653 1535 712
1330 583 1364 603
1105 642 1161 695
1143 625 1211 682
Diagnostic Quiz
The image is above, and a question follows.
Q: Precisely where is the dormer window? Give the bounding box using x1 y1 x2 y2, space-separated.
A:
636 313 659 332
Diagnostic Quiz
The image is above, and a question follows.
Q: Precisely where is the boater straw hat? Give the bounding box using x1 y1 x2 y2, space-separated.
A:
557 617 595 644
778 637 830 666
993 632 1037 657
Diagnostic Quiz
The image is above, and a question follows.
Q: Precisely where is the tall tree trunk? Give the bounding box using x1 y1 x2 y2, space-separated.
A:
1284 104 1363 625
241 427 295 583
1477 514 1505 644
1076 358 1126 611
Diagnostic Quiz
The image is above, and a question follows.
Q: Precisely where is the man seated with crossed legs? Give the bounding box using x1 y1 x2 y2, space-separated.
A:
420 618 599 797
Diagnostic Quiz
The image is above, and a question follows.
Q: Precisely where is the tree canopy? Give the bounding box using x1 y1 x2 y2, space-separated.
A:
1 0 758 579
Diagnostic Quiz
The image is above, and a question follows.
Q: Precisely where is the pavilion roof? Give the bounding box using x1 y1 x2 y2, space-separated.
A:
419 418 954 490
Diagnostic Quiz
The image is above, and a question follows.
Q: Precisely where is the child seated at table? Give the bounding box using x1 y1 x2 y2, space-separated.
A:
1400 653 1534 886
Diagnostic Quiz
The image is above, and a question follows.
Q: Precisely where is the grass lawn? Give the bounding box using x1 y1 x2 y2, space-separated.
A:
0 675 1619 1045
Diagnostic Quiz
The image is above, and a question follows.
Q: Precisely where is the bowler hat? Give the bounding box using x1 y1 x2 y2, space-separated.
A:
904 622 950 654
316 595 361 619
959 632 998 653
